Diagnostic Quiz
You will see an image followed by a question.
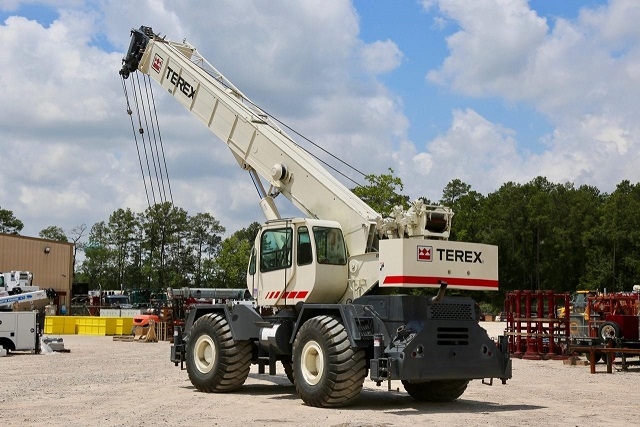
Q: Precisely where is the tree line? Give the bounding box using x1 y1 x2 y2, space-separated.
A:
77 203 261 292
2 173 640 310
440 177 640 308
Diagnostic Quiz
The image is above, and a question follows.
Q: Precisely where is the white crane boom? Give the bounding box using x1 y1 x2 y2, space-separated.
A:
121 27 379 257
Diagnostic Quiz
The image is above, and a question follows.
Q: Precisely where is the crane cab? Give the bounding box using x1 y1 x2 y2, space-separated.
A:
247 218 349 306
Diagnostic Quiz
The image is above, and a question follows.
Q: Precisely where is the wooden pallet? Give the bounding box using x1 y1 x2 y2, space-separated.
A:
132 320 158 343
112 335 135 342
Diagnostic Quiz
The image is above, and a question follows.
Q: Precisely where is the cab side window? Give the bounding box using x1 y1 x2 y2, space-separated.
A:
313 227 347 265
297 226 312 266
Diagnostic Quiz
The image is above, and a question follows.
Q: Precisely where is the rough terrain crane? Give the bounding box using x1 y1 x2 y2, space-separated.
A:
120 26 511 407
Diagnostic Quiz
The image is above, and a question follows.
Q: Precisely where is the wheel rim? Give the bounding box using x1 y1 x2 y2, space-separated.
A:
601 324 616 339
300 340 324 386
193 335 216 374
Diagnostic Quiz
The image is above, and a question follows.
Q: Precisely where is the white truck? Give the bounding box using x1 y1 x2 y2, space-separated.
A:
0 311 43 354
120 26 511 407
0 271 39 295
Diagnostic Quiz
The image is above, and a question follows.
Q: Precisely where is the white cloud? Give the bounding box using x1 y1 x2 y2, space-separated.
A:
360 39 403 74
412 152 433 176
420 0 640 198
0 14 122 127
3 0 639 243
580 0 640 45
0 0 82 12
405 108 521 200
426 0 548 96
0 8 138 235
0 0 409 238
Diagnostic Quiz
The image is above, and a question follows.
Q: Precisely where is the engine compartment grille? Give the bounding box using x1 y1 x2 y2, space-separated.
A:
429 303 473 320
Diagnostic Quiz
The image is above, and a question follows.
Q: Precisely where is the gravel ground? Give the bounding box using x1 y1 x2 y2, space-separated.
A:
1 322 638 426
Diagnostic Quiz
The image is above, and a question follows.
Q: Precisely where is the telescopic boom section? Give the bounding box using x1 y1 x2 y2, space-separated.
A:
120 26 379 256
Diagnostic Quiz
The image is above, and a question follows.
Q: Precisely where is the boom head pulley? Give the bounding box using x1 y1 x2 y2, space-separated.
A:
120 26 154 79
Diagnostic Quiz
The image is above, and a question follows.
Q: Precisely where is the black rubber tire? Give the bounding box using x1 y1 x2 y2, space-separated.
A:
282 361 294 384
599 321 622 340
293 315 366 407
186 313 252 392
402 379 469 402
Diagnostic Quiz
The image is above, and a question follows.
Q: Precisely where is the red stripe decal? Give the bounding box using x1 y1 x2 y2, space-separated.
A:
297 291 309 299
382 276 498 289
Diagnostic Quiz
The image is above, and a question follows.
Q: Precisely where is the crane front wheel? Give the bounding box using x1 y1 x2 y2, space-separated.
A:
293 315 366 407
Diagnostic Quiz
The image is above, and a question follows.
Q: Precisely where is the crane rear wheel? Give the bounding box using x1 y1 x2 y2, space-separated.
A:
402 379 469 402
185 313 251 392
282 361 294 384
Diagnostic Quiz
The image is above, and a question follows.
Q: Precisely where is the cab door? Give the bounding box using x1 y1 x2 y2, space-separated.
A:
254 226 294 305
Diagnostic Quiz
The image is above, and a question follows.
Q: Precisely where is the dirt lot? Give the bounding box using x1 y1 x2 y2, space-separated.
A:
1 322 638 426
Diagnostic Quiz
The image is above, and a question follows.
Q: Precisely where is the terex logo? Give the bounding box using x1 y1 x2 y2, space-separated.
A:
165 66 196 98
151 53 163 73
417 245 432 262
436 248 483 263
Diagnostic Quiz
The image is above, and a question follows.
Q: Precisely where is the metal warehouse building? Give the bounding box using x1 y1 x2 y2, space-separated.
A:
0 233 74 310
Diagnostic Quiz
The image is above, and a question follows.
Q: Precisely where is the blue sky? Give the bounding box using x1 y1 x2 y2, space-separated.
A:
353 0 583 154
1 0 639 239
